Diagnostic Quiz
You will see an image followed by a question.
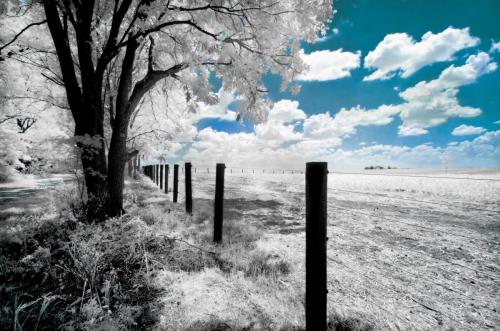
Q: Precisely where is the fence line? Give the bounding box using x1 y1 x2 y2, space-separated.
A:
140 161 499 329
205 174 498 214
145 164 500 182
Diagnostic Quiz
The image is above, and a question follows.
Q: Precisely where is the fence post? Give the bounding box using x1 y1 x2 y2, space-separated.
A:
134 156 138 178
165 165 169 194
173 164 179 203
156 164 159 185
160 164 164 190
305 162 328 331
213 163 225 243
185 162 192 214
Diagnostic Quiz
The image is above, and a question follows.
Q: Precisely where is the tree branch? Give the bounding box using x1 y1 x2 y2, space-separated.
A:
0 20 47 54
126 63 188 118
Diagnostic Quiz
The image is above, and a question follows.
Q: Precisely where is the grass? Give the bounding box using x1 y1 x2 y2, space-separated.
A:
1 174 333 330
4 169 498 330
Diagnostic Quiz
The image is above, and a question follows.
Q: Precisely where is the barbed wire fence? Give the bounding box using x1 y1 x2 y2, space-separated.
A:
139 161 500 330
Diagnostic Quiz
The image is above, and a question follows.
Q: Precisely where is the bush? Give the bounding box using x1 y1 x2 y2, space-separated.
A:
244 251 291 279
327 312 374 331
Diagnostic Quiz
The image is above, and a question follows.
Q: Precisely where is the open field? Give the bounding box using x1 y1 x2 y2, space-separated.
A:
1 168 499 330
161 168 500 330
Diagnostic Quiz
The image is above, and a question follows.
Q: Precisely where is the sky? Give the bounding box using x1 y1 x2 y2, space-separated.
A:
165 0 500 170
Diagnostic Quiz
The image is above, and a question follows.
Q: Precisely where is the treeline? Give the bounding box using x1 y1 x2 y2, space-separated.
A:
364 165 398 170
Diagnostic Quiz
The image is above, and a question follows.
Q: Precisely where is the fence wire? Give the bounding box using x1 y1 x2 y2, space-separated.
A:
140 164 500 328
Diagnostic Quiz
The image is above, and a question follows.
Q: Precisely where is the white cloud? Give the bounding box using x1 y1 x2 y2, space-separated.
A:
330 130 500 169
181 102 404 168
303 105 399 139
297 49 361 81
396 52 497 136
364 27 479 81
194 89 238 121
491 40 500 53
452 124 486 136
267 100 306 123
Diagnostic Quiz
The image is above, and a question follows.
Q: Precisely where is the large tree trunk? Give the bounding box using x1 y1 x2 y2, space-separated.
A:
106 38 139 217
43 0 109 220
75 97 108 220
107 125 128 216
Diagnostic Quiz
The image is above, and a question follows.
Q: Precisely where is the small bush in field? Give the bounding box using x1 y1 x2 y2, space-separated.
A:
327 312 374 331
245 251 291 278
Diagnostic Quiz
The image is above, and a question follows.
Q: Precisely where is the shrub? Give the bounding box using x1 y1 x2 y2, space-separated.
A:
245 251 291 279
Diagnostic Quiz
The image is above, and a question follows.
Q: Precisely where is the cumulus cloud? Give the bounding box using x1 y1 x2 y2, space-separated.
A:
303 105 399 139
396 52 497 136
181 101 406 168
363 27 479 81
491 40 500 53
331 130 500 169
194 89 238 121
452 124 486 136
267 100 306 123
296 49 361 81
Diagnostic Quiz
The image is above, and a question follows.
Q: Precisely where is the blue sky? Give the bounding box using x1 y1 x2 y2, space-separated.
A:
170 0 500 170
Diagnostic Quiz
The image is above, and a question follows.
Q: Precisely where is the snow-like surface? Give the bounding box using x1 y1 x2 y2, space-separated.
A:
163 168 500 330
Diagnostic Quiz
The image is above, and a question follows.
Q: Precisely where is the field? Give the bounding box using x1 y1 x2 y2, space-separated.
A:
1 168 499 330
166 168 500 330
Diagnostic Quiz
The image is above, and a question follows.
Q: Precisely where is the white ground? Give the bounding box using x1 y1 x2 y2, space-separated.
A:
167 168 500 330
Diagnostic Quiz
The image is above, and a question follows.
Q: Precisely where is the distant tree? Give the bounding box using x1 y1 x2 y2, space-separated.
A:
0 0 333 218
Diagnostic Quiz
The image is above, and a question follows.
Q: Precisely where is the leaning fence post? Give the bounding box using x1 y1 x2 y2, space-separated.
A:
160 164 164 190
165 164 169 194
305 162 328 331
213 163 225 243
173 164 179 203
185 162 192 214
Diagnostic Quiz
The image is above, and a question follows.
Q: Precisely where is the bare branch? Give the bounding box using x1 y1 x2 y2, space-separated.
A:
0 20 47 54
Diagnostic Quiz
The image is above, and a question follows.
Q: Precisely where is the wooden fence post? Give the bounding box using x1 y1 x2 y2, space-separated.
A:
305 162 328 331
185 162 192 214
173 164 179 203
156 164 159 185
133 156 138 178
213 163 225 243
165 164 169 194
160 164 164 190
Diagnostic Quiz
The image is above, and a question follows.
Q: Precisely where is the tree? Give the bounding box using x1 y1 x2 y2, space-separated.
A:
1 0 333 218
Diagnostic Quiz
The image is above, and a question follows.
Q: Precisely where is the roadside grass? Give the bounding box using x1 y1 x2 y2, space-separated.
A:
0 175 374 330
